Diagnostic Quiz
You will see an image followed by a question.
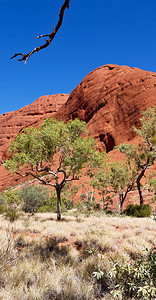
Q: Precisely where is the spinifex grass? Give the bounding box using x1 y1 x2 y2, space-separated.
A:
0 213 155 299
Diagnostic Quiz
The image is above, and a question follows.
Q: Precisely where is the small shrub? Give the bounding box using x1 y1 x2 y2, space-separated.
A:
0 190 20 222
5 208 20 222
19 185 49 214
0 205 7 214
140 204 153 217
37 204 52 213
110 247 156 299
124 204 152 217
80 193 87 201
77 200 101 215
0 194 6 206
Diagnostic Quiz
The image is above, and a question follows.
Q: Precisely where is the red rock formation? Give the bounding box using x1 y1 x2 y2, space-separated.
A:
0 94 69 159
56 64 156 152
0 64 156 192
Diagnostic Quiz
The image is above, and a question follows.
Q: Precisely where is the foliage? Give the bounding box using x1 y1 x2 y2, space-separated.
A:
5 118 93 175
0 193 7 214
5 118 102 220
118 106 156 206
148 177 156 202
93 161 134 214
19 185 49 214
0 189 20 206
124 204 152 217
110 247 156 299
76 200 101 215
133 106 156 146
0 189 20 222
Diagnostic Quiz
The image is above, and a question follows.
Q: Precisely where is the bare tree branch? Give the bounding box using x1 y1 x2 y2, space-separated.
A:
15 167 57 187
10 0 70 64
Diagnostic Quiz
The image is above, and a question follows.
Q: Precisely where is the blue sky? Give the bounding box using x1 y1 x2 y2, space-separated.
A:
0 0 156 115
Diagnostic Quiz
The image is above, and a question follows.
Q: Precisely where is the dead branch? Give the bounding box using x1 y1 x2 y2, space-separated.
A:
10 0 70 64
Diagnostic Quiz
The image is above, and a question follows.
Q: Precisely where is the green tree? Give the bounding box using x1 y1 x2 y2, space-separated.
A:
5 118 102 220
93 161 135 214
118 106 156 206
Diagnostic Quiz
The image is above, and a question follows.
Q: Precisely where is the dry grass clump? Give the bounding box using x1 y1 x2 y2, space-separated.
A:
0 254 97 300
0 213 155 299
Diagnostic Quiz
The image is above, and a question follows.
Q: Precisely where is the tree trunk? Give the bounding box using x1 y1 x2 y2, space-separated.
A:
137 179 143 206
56 187 61 220
102 195 105 210
136 168 146 206
119 195 124 214
90 187 94 202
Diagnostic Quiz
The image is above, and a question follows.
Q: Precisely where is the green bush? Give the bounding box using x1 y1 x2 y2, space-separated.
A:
110 247 156 299
37 204 52 213
124 204 152 217
0 204 7 214
0 189 21 222
0 194 7 214
77 200 101 215
5 209 20 222
140 204 153 217
19 185 49 214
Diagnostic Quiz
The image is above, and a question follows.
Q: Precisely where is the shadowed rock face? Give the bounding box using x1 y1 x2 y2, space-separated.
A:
56 64 156 151
0 64 156 191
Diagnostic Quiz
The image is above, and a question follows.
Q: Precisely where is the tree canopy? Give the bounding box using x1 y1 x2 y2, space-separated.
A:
93 161 135 214
118 106 156 205
5 117 104 220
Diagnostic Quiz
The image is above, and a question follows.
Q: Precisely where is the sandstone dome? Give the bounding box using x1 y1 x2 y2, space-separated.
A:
0 64 156 191
56 64 156 151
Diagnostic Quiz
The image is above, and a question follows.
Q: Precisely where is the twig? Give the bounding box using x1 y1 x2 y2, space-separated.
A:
10 0 70 64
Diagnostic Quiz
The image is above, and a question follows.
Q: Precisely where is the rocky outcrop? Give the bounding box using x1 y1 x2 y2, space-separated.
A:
0 64 156 191
0 94 69 159
56 64 156 151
